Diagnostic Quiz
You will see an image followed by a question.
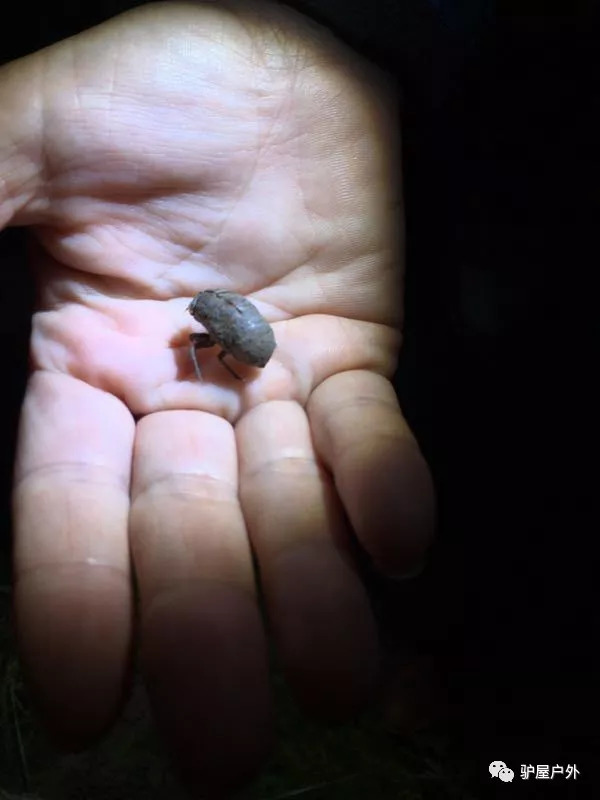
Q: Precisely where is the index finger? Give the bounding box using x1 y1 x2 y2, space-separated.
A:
11 371 135 747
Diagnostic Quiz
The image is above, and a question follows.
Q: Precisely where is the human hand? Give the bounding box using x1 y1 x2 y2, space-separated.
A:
2 1 435 794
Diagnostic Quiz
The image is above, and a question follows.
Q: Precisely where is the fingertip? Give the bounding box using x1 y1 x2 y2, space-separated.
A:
364 447 436 577
141 583 273 796
308 372 436 578
266 543 380 723
14 565 134 750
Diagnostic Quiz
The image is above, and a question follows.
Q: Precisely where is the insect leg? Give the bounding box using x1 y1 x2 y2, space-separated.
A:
217 350 243 381
189 333 213 381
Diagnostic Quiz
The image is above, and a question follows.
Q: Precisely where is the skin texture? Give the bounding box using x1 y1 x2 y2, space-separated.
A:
0 1 435 795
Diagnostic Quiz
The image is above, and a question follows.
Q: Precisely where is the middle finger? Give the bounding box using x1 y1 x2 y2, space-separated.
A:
129 410 271 793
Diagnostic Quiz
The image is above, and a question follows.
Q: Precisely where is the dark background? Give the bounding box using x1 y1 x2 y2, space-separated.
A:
2 0 599 794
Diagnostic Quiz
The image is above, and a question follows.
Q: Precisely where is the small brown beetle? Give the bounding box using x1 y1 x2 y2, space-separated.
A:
187 289 276 380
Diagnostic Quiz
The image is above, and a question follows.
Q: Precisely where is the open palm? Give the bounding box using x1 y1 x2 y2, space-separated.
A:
3 1 434 794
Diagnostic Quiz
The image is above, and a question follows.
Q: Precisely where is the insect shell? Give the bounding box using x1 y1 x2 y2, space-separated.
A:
187 289 276 380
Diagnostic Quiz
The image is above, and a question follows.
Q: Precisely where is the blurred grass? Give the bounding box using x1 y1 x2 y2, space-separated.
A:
0 576 477 800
